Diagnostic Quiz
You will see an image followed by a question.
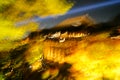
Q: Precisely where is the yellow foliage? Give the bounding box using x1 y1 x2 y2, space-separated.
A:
0 19 38 51
0 0 15 5
24 42 43 65
0 19 24 40
0 0 16 12
0 0 73 51
0 19 38 41
0 0 73 21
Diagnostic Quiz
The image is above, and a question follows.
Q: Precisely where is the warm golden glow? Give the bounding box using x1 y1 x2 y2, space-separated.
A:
1 1 120 79
65 35 120 80
30 60 42 72
42 32 120 79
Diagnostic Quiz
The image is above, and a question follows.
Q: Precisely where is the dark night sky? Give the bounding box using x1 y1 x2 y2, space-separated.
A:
17 0 120 29
71 0 107 8
38 0 120 29
69 0 120 22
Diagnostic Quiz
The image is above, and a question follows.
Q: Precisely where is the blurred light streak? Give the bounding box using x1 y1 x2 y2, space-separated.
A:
15 0 120 29
67 0 120 15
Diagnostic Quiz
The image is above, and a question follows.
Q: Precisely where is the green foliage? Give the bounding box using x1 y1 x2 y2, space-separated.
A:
0 72 5 80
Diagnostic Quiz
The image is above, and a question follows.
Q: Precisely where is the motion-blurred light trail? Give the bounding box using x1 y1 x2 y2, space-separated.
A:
15 16 57 27
15 0 120 28
67 0 120 15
